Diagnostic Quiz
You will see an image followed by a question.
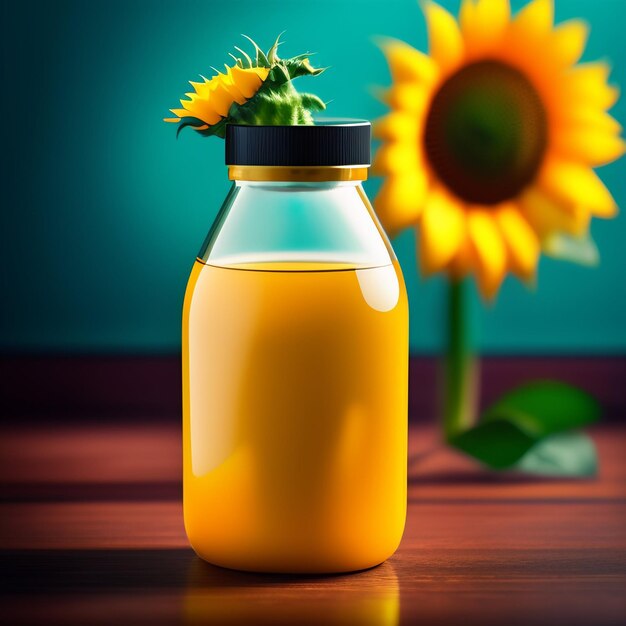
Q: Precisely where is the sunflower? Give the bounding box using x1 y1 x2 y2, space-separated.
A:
164 65 270 130
374 0 624 298
165 35 325 138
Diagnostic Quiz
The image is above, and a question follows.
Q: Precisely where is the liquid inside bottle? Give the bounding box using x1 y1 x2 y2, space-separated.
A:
183 258 407 573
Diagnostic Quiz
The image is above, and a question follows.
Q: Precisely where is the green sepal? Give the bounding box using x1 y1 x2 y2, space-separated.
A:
233 46 253 69
282 56 326 80
228 52 244 69
176 116 227 138
267 32 284 65
241 34 270 68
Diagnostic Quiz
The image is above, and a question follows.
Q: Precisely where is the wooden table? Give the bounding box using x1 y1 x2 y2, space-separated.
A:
1 421 625 625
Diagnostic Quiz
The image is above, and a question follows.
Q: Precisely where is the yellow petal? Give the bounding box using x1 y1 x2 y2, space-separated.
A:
374 171 429 237
221 70 247 105
372 142 422 175
551 20 588 67
230 65 267 98
512 0 553 39
373 112 420 141
423 1 464 76
163 117 180 123
467 209 508 299
253 67 270 82
520 187 590 238
461 0 510 58
560 63 619 111
558 108 622 135
166 65 268 132
539 158 618 218
418 189 466 275
459 0 477 43
383 83 431 114
498 0 553 86
378 37 439 85
551 128 626 167
207 81 235 117
495 203 540 279
180 96 221 125
189 80 208 97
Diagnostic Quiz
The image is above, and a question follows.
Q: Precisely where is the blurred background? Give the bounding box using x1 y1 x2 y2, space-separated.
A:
2 0 625 356
2 3 625 625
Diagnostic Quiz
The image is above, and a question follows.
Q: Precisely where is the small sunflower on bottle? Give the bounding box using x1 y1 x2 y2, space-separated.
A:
374 0 622 474
165 34 325 136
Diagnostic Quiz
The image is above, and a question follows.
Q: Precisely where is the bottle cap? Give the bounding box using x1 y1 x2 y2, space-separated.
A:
225 119 371 167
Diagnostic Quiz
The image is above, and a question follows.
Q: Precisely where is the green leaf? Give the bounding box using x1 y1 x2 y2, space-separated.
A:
515 432 598 477
449 380 601 471
450 418 536 469
543 233 600 267
481 380 601 437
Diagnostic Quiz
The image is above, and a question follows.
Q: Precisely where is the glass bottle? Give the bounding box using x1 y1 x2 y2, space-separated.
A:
182 121 408 573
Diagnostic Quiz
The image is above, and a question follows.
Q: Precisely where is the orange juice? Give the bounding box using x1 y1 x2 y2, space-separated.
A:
182 258 408 573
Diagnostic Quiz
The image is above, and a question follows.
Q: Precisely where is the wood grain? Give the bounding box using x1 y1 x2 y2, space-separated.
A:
1 421 625 626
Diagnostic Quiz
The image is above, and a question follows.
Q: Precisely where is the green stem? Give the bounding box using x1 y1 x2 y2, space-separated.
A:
443 279 478 440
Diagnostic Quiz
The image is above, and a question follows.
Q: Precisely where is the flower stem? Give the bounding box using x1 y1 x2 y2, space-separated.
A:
443 279 478 440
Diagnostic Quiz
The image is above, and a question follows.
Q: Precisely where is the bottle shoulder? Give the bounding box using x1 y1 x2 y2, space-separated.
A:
199 181 396 269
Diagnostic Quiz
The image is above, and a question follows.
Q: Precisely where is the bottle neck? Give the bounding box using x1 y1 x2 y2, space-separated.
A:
227 166 369 183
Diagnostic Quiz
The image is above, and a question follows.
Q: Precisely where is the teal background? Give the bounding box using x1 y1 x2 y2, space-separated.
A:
2 0 625 354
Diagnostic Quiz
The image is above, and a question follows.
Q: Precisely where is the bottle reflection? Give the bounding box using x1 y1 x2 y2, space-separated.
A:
183 558 400 626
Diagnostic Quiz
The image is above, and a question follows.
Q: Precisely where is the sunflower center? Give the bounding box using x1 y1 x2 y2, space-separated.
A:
424 61 547 205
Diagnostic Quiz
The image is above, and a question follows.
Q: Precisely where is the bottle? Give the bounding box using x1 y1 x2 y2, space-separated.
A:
182 120 408 573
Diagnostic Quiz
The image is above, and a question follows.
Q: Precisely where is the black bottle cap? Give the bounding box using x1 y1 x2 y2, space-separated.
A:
225 119 371 167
